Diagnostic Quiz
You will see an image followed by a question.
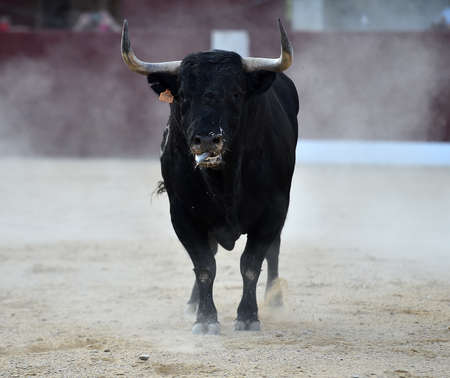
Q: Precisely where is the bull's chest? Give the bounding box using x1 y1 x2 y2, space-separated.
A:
190 188 242 251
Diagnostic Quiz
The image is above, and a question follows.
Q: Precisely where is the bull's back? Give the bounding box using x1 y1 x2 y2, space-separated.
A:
260 72 299 168
272 73 299 139
239 75 298 234
241 72 298 212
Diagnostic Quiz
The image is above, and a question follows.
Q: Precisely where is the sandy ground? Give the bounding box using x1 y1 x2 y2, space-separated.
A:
0 159 449 377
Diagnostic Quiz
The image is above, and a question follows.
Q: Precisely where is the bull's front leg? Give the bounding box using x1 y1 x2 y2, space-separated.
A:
170 205 220 335
234 234 274 331
185 234 218 317
190 252 219 334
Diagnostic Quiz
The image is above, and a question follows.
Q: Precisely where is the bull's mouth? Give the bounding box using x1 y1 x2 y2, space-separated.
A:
194 151 223 168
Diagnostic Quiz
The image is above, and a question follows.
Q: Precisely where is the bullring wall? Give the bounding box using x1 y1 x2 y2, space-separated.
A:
0 28 448 156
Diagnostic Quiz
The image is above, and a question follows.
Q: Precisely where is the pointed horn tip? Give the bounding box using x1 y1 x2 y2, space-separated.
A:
277 18 286 33
121 19 130 53
277 18 293 54
122 19 128 35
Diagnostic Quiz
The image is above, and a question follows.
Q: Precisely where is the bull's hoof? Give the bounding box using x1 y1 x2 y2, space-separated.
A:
265 280 285 308
266 292 283 308
247 320 261 331
207 322 221 335
192 321 220 335
233 320 261 331
191 322 205 334
264 278 288 309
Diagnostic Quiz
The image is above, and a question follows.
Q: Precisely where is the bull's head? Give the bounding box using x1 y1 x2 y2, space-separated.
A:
121 20 293 168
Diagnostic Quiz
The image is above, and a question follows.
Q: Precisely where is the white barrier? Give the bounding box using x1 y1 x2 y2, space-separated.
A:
297 140 450 166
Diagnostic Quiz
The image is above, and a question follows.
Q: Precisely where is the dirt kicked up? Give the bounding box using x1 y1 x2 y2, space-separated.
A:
0 159 449 377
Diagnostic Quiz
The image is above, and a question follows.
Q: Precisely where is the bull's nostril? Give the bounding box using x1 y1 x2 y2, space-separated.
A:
193 136 202 145
213 136 221 144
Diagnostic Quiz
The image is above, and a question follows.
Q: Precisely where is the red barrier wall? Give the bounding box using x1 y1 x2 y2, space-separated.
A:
0 28 448 156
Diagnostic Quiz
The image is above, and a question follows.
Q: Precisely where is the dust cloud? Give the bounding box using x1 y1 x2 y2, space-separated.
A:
0 159 449 376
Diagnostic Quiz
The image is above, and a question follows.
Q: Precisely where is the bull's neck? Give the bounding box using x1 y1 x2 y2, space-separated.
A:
200 144 242 199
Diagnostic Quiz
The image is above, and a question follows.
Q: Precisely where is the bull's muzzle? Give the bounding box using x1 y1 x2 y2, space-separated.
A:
191 134 224 168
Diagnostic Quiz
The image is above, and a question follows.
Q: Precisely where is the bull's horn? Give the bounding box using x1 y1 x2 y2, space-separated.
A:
241 19 293 72
121 19 181 75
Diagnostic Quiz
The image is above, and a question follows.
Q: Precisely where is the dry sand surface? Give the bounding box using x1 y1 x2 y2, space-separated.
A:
0 159 449 377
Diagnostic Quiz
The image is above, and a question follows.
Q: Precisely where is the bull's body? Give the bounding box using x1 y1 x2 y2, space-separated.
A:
161 71 298 252
156 52 298 333
121 20 299 333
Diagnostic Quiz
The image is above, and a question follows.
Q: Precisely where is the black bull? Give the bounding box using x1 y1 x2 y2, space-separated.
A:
121 21 299 334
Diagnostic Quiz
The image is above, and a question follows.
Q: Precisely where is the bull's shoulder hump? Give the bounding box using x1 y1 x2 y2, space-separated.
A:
271 73 299 117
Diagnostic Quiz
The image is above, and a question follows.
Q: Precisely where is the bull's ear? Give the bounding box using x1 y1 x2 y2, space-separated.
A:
247 70 276 96
147 73 179 97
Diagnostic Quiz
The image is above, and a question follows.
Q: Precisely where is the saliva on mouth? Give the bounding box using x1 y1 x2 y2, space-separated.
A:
194 151 222 168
